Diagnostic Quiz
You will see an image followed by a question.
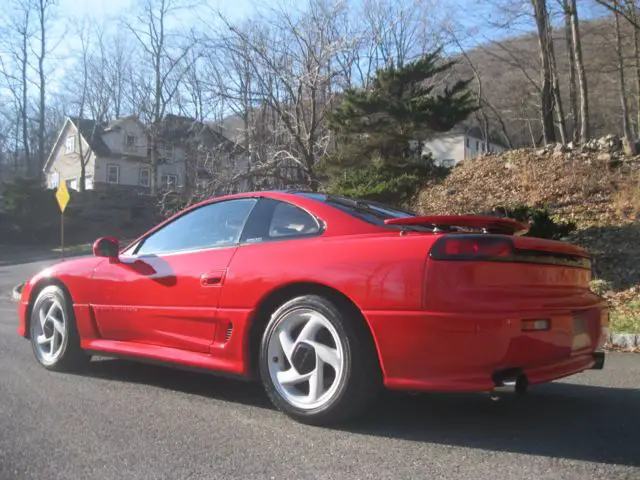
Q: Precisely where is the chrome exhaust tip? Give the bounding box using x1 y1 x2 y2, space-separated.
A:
492 368 529 395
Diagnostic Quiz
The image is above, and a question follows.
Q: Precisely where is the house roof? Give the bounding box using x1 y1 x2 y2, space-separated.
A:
43 117 111 173
104 115 140 131
68 117 111 156
445 124 508 148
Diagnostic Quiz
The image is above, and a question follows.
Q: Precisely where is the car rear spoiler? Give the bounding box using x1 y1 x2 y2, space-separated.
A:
384 215 530 236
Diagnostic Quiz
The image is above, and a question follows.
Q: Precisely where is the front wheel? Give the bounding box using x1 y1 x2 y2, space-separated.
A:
29 285 90 372
259 295 381 426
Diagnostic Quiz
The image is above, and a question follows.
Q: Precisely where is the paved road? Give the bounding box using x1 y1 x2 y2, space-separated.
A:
1 258 639 480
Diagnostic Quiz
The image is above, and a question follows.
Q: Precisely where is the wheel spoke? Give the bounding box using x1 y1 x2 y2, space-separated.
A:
49 330 58 357
45 302 57 320
278 329 295 363
36 334 50 346
52 317 65 336
308 341 341 371
39 308 47 330
296 314 323 342
277 368 312 386
307 362 324 403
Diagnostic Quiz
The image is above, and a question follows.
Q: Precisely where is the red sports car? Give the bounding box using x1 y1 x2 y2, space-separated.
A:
17 191 608 425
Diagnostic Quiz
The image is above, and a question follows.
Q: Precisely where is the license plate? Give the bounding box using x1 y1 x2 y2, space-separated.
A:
572 316 592 350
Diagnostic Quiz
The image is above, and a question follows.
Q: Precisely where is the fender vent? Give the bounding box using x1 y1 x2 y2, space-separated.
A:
225 322 233 342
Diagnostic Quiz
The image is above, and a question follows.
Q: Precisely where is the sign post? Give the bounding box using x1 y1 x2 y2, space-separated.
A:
55 182 71 260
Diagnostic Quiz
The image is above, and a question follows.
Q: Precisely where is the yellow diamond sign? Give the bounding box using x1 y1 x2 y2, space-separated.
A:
55 182 70 213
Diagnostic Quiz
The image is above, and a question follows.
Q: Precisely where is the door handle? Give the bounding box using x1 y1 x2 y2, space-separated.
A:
200 271 225 287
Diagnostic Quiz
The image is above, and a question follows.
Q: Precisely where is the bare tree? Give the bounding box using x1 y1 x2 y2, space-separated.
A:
0 0 35 177
631 1 640 136
613 0 636 153
122 0 199 194
65 19 110 192
217 0 352 190
570 0 590 143
34 0 57 182
559 0 578 142
202 19 259 187
547 20 567 144
531 0 557 144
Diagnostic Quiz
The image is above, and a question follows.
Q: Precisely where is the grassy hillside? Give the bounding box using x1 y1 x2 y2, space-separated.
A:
416 136 640 334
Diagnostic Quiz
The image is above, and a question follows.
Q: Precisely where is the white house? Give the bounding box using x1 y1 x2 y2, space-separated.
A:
43 115 251 194
422 126 509 168
44 116 187 192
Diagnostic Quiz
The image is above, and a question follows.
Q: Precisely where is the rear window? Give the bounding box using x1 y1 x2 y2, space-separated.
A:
295 192 419 228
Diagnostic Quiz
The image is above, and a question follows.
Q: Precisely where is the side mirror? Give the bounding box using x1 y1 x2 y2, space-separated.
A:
93 237 120 259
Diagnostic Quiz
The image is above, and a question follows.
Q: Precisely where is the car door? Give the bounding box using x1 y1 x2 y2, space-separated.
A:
89 197 258 353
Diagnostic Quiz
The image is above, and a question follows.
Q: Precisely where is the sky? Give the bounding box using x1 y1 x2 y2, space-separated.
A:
0 0 613 114
16 0 614 71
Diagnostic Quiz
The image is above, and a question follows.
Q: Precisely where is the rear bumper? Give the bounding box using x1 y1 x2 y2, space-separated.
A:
364 306 608 393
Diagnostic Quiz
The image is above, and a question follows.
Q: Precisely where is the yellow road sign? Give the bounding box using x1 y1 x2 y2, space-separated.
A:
55 182 70 213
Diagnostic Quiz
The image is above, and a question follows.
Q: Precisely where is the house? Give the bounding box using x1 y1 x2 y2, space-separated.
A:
421 126 509 168
43 115 250 194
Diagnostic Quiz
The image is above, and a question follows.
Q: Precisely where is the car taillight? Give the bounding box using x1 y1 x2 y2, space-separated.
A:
430 235 514 261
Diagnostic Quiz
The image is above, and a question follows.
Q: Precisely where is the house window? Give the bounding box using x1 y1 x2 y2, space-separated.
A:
65 136 75 154
139 167 151 187
476 140 480 151
441 159 455 168
465 138 469 148
125 134 136 151
66 178 78 191
107 164 120 184
161 144 174 159
161 174 178 190
85 176 93 189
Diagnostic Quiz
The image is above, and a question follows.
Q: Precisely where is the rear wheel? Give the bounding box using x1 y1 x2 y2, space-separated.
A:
259 294 381 425
29 285 90 372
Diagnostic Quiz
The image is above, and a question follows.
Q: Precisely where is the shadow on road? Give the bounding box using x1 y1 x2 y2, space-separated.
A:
78 357 640 467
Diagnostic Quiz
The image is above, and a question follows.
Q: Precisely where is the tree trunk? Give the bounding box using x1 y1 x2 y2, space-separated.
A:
548 24 567 144
150 129 159 194
563 0 579 143
37 0 47 184
615 5 636 154
21 28 30 175
532 0 556 144
570 0 590 143
631 2 640 137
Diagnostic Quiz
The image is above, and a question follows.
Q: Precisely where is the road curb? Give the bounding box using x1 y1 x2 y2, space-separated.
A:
11 283 24 302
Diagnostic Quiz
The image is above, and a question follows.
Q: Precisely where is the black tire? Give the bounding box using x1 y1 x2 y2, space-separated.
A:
29 285 90 372
259 294 381 426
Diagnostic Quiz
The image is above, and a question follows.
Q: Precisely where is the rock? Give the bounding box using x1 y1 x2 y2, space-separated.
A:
609 333 640 349
597 153 612 162
554 143 567 153
535 149 548 156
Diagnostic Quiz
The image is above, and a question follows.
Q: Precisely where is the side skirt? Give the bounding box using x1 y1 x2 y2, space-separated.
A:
82 339 251 382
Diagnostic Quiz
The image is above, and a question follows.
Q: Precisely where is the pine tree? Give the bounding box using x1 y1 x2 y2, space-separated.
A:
319 49 477 204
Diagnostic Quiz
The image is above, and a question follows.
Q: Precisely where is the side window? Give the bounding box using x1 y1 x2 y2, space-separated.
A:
135 198 257 256
269 202 320 238
241 198 321 243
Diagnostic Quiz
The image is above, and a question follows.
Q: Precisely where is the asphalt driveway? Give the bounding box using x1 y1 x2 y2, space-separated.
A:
0 258 638 479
